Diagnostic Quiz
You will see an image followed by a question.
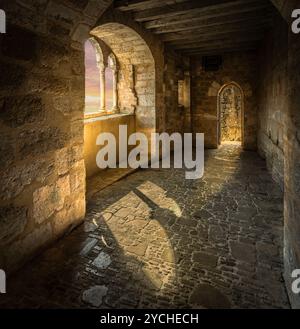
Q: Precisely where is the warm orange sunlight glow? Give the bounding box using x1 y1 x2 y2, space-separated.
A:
85 39 101 114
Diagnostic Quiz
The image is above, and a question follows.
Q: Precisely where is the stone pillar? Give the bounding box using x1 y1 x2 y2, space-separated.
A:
112 68 119 113
99 63 106 112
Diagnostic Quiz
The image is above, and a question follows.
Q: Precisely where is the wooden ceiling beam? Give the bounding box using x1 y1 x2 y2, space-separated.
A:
133 0 256 22
167 30 264 47
114 0 189 12
151 9 272 34
172 37 261 50
181 45 258 56
144 0 270 29
160 22 269 41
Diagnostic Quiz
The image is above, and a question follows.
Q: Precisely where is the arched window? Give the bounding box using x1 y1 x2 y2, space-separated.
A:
84 39 102 114
84 40 118 116
218 83 243 145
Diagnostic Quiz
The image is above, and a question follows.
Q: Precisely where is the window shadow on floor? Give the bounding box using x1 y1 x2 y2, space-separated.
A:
0 145 289 309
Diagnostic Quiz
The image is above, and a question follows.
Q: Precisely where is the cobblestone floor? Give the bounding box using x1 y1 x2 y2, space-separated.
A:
0 144 290 309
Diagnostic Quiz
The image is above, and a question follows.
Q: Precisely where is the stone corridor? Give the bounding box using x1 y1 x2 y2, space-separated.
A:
0 145 289 309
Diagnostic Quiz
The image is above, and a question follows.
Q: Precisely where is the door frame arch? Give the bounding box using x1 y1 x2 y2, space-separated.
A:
217 81 245 147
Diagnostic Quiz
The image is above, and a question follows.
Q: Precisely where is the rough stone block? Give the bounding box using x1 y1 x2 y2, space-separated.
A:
33 175 70 224
18 127 68 158
53 197 85 236
0 95 44 128
0 159 54 201
230 241 256 263
0 206 27 246
5 223 52 271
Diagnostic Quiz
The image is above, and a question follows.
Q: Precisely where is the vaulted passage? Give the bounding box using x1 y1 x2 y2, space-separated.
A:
0 145 289 309
0 0 300 309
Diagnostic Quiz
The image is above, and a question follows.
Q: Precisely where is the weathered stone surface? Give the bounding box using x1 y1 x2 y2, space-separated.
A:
33 175 70 224
0 95 44 128
192 252 218 267
191 52 257 149
70 160 85 193
126 242 148 257
193 209 212 220
0 0 109 275
84 221 98 233
53 198 85 236
257 14 287 189
0 135 16 168
82 285 108 307
19 127 68 158
5 223 52 271
0 145 289 309
0 206 27 245
230 241 256 264
190 284 231 309
0 159 54 201
80 238 98 256
257 242 278 257
92 252 111 270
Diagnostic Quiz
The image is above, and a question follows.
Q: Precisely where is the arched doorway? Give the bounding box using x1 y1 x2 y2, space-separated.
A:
218 82 244 146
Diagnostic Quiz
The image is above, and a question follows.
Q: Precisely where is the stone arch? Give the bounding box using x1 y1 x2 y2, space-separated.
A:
90 22 156 139
84 38 104 114
88 37 104 66
217 82 244 146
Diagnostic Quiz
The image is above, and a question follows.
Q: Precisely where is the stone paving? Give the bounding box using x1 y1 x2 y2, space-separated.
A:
0 144 290 309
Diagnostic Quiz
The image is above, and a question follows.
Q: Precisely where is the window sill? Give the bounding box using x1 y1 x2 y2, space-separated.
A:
84 112 134 124
84 111 116 120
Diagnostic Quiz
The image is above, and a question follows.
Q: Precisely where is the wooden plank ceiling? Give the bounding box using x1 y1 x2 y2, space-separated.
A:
114 0 276 56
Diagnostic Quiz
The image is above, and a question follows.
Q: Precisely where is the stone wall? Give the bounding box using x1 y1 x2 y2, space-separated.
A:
190 51 258 149
0 0 113 273
257 12 288 189
285 26 300 310
283 0 300 309
0 1 189 273
164 49 189 135
264 0 300 308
